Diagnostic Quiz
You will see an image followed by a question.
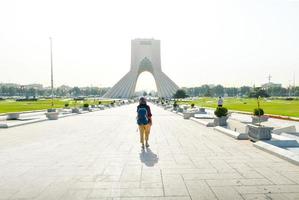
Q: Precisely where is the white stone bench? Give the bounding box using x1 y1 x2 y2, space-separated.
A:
6 113 20 120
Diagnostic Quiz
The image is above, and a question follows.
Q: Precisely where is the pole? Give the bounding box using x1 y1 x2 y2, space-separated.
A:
293 72 296 96
49 37 54 107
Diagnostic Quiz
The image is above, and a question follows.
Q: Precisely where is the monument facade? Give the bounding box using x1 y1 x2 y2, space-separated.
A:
103 39 179 98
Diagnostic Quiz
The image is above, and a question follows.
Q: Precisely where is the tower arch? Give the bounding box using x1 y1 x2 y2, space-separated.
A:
103 39 179 98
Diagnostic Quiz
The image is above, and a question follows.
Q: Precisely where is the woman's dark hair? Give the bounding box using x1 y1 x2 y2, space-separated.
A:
139 96 146 104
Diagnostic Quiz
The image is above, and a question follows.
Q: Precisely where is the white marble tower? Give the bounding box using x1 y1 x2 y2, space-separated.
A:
103 39 179 98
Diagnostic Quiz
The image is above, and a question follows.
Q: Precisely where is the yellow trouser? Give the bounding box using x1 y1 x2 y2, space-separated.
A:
139 124 151 144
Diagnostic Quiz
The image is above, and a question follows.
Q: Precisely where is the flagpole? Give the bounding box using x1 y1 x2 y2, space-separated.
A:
49 37 54 107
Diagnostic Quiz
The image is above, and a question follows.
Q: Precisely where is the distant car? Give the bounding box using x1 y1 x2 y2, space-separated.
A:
16 97 38 101
73 97 85 101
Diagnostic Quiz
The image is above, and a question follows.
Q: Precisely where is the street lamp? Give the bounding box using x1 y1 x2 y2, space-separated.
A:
49 37 54 107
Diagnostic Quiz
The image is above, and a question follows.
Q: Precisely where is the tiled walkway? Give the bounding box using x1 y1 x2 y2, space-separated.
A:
0 103 298 200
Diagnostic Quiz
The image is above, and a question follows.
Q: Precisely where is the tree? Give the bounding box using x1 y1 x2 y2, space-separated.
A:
249 87 269 98
212 85 224 97
143 91 147 96
173 89 188 98
8 86 17 96
204 88 212 97
71 87 81 97
240 86 251 96
225 87 239 97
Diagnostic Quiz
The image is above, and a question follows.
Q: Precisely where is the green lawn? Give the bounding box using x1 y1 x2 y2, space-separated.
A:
0 98 112 114
178 97 299 117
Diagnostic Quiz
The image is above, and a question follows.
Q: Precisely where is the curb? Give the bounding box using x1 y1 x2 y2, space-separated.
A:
190 117 214 127
214 126 248 140
0 107 112 129
197 106 299 122
253 141 299 166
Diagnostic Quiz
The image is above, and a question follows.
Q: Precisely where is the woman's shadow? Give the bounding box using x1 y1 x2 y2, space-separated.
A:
139 148 159 167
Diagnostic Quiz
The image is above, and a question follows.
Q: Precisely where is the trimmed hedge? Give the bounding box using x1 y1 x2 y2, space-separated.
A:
254 108 264 116
214 107 228 117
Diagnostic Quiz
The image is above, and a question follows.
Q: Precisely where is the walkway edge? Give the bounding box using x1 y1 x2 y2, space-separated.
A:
253 141 299 166
214 126 248 140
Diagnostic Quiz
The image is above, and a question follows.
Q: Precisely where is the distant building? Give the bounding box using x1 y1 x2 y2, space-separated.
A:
261 82 282 89
25 84 43 90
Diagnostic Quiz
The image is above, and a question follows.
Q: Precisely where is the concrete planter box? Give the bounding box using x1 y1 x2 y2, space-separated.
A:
252 115 269 124
176 107 184 113
183 112 194 119
45 112 59 120
196 108 207 114
82 107 90 111
164 105 172 110
214 116 228 126
99 106 105 110
6 113 20 120
248 124 273 141
72 108 80 113
183 105 189 110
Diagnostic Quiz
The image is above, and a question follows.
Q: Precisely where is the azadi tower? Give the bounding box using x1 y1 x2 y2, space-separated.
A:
103 39 179 98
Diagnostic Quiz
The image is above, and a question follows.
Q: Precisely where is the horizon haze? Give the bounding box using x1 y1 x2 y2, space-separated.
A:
0 0 298 91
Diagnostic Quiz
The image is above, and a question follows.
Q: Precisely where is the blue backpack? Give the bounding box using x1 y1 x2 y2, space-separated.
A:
137 107 149 125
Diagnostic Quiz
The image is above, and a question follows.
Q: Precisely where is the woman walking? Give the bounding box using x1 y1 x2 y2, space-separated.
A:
137 97 152 149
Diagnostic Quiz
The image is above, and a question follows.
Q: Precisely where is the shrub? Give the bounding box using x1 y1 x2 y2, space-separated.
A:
285 97 294 101
173 101 178 107
173 89 188 98
254 108 264 116
98 101 102 104
191 103 195 108
47 108 56 112
214 107 228 117
83 103 89 108
64 103 69 107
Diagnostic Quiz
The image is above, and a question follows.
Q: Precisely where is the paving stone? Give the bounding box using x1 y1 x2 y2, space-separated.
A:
211 186 243 200
185 180 217 200
206 178 273 186
0 103 298 200
235 185 299 194
241 193 270 200
254 167 296 184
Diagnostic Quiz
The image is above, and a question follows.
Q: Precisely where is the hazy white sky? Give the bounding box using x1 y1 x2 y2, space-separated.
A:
0 0 298 91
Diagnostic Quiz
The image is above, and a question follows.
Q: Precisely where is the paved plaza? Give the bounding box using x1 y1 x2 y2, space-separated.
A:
0 104 299 200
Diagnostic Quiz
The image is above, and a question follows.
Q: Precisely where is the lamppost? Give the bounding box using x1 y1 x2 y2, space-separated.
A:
49 37 54 107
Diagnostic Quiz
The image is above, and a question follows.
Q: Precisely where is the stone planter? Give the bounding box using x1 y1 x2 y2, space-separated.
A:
252 115 269 124
6 113 20 120
196 108 207 114
183 105 189 110
183 112 194 119
214 116 228 126
247 124 273 141
45 112 59 120
82 107 90 111
164 105 172 110
177 107 184 113
72 108 80 113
